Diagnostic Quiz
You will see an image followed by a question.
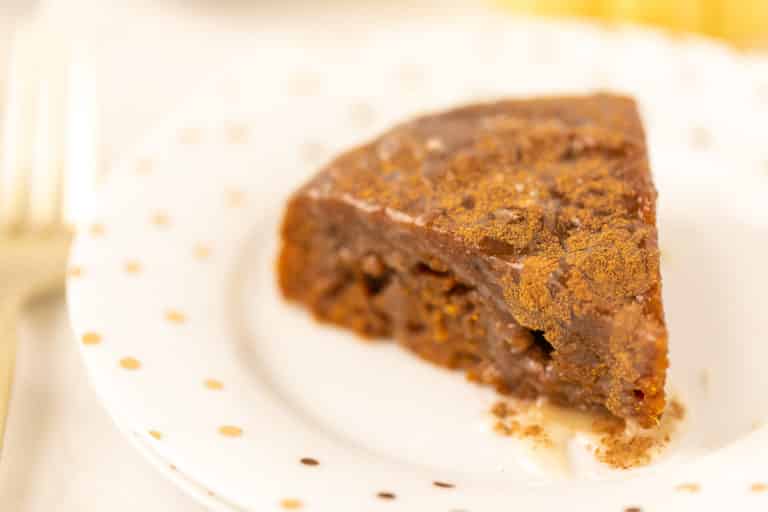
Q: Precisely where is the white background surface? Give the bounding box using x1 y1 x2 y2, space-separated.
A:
2 1 767 511
0 1 477 510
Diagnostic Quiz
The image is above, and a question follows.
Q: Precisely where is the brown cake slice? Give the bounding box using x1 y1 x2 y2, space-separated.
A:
278 94 668 427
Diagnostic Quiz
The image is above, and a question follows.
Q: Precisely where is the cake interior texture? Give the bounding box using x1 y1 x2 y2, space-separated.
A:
278 94 668 427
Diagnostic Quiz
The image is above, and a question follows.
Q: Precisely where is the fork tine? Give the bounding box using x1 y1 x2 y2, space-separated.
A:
63 41 99 229
26 25 67 232
0 24 39 234
2 22 94 234
1 21 98 235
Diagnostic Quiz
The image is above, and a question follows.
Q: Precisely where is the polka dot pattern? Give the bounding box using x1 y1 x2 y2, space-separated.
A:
204 379 224 391
280 498 303 509
81 332 101 345
675 483 701 493
226 189 245 207
194 244 212 260
165 310 186 324
124 260 142 274
119 357 141 370
227 123 249 144
218 426 243 438
151 212 170 227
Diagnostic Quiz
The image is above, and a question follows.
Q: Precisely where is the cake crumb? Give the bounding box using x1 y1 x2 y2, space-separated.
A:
523 424 543 436
491 400 516 419
750 483 768 493
494 419 520 436
522 424 552 447
667 399 686 421
595 398 685 469
595 433 655 469
491 401 551 446
491 397 685 469
493 419 550 446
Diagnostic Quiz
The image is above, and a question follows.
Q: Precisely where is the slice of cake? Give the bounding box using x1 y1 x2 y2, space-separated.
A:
278 94 668 427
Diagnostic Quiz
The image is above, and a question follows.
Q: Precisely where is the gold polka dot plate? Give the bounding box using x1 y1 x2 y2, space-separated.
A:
67 14 768 512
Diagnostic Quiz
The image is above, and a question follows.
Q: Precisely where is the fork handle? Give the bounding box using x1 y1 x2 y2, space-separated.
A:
0 235 70 455
0 295 22 450
0 272 67 453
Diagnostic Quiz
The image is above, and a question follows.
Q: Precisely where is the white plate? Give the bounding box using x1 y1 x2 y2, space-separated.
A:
67 16 768 512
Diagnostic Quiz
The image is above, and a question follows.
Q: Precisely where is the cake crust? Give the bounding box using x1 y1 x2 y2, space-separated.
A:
279 94 668 427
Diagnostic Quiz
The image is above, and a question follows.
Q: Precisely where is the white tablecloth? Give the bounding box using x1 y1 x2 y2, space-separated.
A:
0 0 478 510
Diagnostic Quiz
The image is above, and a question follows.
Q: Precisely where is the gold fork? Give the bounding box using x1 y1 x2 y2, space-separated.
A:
0 19 97 453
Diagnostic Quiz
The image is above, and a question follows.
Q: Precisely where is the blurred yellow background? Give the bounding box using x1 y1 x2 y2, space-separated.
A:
497 0 768 48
